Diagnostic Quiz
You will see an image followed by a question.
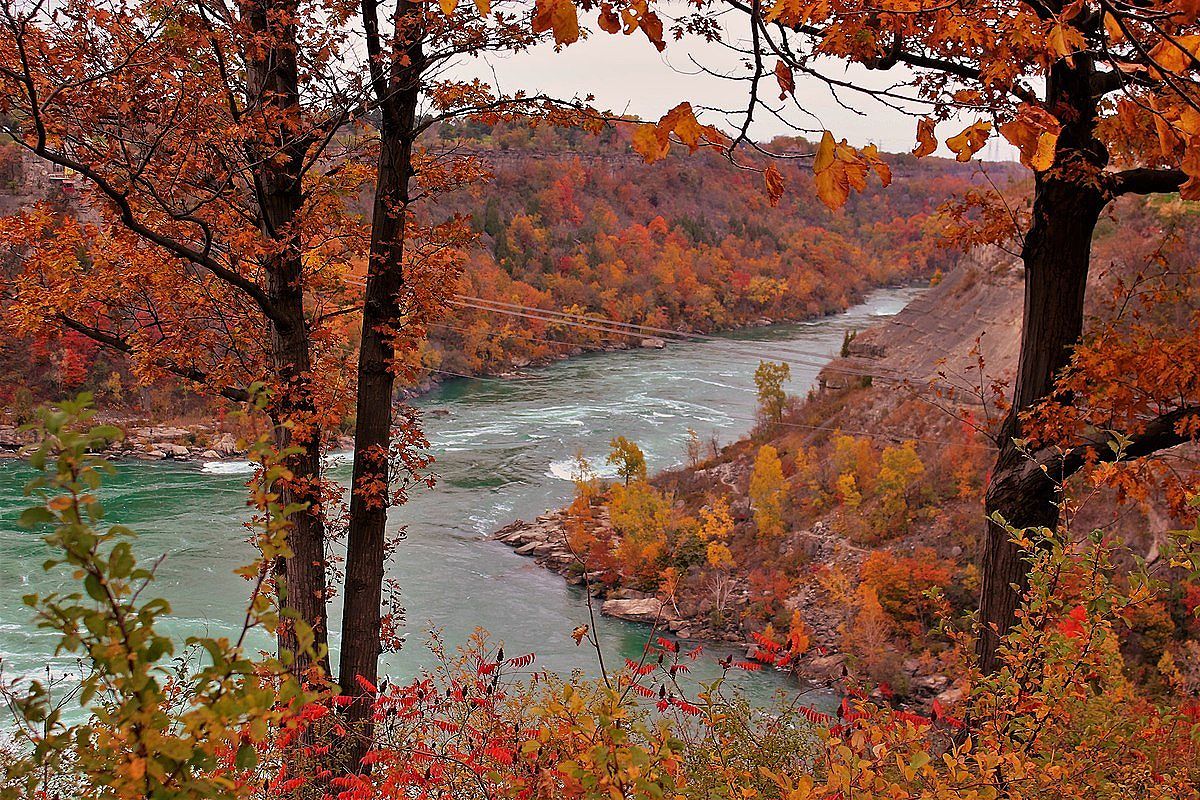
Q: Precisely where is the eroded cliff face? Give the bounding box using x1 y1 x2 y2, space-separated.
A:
822 248 1024 392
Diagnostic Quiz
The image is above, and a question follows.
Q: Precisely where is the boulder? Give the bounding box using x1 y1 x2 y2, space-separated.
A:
199 450 221 460
600 597 678 625
805 652 848 679
212 433 238 456
640 337 666 349
607 588 650 601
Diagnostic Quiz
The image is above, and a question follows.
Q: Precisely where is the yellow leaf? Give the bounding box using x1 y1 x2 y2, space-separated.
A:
632 124 668 164
1030 131 1057 171
439 0 458 14
813 130 835 173
813 131 850 210
473 0 490 15
945 121 992 162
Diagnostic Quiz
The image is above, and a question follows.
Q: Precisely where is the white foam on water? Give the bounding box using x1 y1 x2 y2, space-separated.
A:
199 460 256 475
325 451 354 467
545 458 621 482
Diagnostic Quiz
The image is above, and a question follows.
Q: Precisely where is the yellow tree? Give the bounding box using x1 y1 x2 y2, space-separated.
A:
749 444 786 539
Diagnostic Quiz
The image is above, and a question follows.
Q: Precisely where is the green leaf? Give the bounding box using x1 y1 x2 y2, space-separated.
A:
18 506 54 528
234 743 258 770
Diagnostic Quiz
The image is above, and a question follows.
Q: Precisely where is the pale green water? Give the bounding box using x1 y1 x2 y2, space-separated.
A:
0 287 920 704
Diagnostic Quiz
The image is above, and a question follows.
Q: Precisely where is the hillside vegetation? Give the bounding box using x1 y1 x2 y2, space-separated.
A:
0 124 1012 418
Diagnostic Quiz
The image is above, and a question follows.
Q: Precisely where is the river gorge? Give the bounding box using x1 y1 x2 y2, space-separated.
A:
0 287 921 705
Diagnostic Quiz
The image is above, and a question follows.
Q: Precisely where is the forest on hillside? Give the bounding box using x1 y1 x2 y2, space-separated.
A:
1 0 1200 797
0 121 1005 417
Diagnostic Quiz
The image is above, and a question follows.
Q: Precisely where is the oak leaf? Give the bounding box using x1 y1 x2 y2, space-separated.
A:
532 0 580 45
945 121 992 162
912 118 937 158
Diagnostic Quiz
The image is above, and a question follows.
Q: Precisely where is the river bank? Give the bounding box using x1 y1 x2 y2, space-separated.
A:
0 286 913 463
4 288 921 704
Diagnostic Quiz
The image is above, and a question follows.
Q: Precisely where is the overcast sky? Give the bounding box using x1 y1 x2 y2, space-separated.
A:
457 24 1019 161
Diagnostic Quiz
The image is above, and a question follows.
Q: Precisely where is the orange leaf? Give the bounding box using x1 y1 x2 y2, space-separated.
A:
532 0 579 45
945 121 992 163
774 60 795 99
631 123 670 164
597 3 620 33
913 118 937 158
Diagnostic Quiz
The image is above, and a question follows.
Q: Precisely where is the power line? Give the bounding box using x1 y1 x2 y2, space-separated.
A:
341 278 996 417
341 276 911 377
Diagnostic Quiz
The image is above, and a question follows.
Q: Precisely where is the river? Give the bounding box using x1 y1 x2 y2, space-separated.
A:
0 286 921 704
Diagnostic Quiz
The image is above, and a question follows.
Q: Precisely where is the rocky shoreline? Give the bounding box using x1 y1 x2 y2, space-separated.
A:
492 509 699 634
0 421 354 464
492 503 963 707
491 509 868 685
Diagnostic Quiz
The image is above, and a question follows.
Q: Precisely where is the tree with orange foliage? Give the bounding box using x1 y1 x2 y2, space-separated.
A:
0 0 565 772
706 0 1200 676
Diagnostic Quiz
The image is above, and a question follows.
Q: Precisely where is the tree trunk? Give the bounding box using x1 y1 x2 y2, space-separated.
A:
268 288 331 679
977 166 1106 674
244 0 330 679
337 5 423 767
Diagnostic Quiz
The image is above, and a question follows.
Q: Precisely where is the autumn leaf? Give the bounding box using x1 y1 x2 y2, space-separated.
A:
439 0 458 15
632 122 670 164
1102 12 1124 43
861 144 891 187
639 10 666 52
945 121 992 162
661 102 703 150
598 3 620 33
913 118 937 158
1148 34 1200 75
1047 22 1085 65
1057 605 1088 638
775 60 794 99
1000 106 1060 172
764 0 804 26
473 0 490 15
631 103 715 164
571 624 589 645
764 164 785 205
1180 139 1200 200
532 0 579 45
813 131 847 209
813 131 874 210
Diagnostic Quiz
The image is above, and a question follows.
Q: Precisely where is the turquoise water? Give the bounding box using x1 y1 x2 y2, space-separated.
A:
0 287 920 703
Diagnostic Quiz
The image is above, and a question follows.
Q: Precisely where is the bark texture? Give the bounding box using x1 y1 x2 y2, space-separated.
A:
337 0 424 769
977 57 1107 673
